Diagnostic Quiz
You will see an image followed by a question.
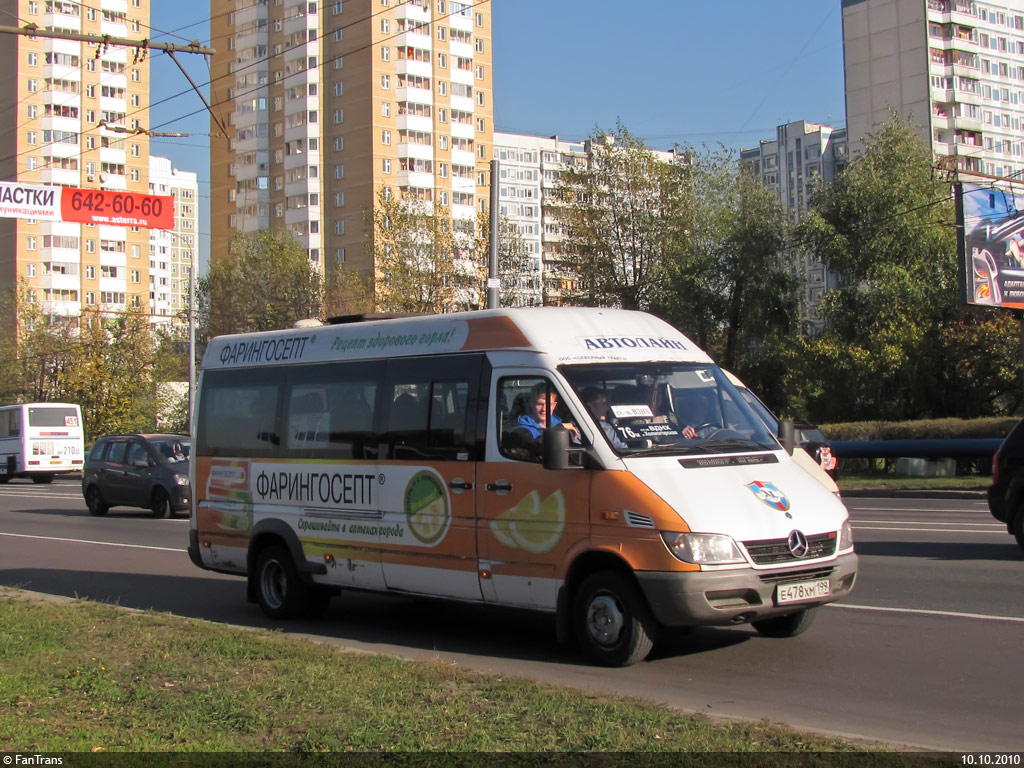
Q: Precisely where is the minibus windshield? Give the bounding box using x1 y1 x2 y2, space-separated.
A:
562 363 780 456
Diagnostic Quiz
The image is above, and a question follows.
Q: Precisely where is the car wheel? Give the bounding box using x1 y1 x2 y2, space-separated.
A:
0 475 9 484
1013 508 1024 553
752 607 818 638
574 570 656 667
85 485 109 516
254 545 330 620
151 487 172 519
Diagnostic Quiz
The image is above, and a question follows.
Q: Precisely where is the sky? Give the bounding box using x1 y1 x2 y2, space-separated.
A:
145 0 847 267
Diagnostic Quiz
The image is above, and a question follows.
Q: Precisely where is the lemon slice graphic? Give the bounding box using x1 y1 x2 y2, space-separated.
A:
405 472 450 544
491 490 566 555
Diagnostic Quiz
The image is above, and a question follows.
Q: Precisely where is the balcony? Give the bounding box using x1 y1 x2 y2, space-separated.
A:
43 12 81 30
40 168 80 186
397 170 434 189
396 86 432 105
452 149 475 167
396 113 432 133
38 273 80 292
40 300 81 316
450 94 473 113
451 67 474 87
395 31 431 50
451 121 475 140
397 142 434 161
396 59 432 79
449 13 473 33
395 1 430 23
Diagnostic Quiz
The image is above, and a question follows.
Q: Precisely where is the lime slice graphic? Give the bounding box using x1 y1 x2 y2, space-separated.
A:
405 472 450 544
491 490 566 555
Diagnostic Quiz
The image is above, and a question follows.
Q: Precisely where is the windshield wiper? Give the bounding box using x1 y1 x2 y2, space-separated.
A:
698 438 775 452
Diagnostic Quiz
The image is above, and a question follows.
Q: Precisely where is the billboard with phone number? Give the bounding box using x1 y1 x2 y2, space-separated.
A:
0 180 173 229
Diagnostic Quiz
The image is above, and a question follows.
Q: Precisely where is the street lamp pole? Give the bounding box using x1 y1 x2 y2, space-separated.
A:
188 264 195 429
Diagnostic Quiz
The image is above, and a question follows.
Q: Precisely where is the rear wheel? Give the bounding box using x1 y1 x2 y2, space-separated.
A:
574 570 656 667
1013 508 1024 553
151 487 172 519
30 473 54 484
752 607 818 638
85 485 109 516
254 545 330 619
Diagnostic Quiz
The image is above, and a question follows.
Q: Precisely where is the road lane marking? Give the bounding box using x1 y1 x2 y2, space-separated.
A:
847 524 999 528
851 526 1006 534
0 531 185 552
829 603 1024 623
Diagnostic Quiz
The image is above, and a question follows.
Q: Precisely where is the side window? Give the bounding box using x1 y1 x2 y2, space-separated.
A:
282 360 382 459
498 376 567 462
106 440 128 466
9 409 20 438
0 411 8 438
384 356 480 461
198 368 282 457
126 442 148 466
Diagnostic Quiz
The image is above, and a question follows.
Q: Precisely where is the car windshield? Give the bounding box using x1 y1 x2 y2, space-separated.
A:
562 363 780 456
151 438 191 464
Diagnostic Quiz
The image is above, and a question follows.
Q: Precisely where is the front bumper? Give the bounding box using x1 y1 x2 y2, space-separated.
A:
172 484 191 512
987 484 1007 523
636 552 858 627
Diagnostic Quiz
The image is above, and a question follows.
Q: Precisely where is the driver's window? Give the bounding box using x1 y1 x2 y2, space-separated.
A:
498 377 567 462
126 442 148 466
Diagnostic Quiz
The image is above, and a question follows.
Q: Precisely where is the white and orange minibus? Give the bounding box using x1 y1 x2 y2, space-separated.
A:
188 308 856 666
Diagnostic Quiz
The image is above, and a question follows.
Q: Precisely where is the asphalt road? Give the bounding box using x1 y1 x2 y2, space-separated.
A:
0 478 1021 752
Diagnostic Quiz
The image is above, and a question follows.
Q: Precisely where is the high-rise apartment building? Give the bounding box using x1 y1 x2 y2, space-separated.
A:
740 120 849 329
0 0 156 320
843 0 1024 177
210 0 494 292
148 156 199 328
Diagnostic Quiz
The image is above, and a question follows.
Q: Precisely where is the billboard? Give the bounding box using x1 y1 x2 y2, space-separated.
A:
959 181 1024 309
0 181 173 230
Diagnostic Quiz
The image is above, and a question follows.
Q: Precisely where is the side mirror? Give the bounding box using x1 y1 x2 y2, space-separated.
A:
779 419 796 456
543 426 570 470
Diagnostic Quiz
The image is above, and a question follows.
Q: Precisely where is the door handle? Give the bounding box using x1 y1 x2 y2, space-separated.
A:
485 482 512 492
449 481 474 490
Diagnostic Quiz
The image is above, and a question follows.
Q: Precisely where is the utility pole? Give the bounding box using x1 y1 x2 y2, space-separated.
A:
0 24 215 56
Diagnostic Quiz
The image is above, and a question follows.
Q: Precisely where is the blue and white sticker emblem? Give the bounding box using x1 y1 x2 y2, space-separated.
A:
745 481 790 511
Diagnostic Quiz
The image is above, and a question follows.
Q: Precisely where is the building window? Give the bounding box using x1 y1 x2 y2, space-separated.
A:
28 53 37 66
381 46 389 61
477 118 485 132
383 158 391 173
438 81 447 96
131 270 140 284
26 237 36 252
335 191 345 207
438 26 446 41
335 248 346 262
27 79 37 93
132 69 141 82
438 108 447 123
334 219 346 235
439 135 448 150
334 164 345 179
381 102 390 117
476 91 485 106
382 130 391 145
27 131 36 145
334 136 345 151
475 39 484 53
381 19 389 33
438 53 447 68
381 74 390 89
475 65 484 80
333 81 343 96
475 12 483 26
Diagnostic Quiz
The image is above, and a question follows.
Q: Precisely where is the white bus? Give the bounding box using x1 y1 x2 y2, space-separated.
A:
0 402 85 484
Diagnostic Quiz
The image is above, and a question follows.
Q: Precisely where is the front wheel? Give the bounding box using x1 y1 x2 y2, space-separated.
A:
574 570 656 667
254 545 330 620
151 487 172 519
752 607 818 638
85 485 109 516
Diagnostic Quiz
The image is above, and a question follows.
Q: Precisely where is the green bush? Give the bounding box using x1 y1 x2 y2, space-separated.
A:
821 417 1019 441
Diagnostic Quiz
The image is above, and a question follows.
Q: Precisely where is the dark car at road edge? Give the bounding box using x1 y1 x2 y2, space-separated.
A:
82 434 191 518
987 419 1024 553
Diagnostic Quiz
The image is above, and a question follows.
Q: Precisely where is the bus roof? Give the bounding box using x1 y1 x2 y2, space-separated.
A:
201 307 713 370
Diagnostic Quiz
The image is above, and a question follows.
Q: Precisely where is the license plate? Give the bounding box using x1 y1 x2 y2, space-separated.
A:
776 578 831 605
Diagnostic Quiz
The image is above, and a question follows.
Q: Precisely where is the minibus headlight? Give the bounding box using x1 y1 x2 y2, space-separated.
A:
839 519 854 552
660 532 746 565
174 474 190 486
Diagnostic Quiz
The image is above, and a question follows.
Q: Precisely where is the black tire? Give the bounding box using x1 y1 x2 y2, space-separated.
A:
151 487 172 519
1013 508 1024 553
752 607 818 638
30 473 54 484
254 545 330 620
574 570 656 667
85 485 109 516
0 475 9 484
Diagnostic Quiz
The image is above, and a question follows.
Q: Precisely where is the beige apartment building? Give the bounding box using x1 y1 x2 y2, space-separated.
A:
0 0 159 321
210 0 494 295
844 0 1024 177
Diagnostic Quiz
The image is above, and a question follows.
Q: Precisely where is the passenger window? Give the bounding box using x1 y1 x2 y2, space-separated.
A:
105 441 128 465
384 356 478 460
126 442 148 466
199 368 282 457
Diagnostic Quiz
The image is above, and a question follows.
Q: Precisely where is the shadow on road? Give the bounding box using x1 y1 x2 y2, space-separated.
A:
855 539 1023 561
0 566 756 667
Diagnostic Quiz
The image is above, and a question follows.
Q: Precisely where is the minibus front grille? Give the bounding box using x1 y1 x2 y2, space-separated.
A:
742 533 836 565
758 567 835 585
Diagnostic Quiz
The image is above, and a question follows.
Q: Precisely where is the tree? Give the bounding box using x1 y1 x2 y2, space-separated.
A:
553 122 691 310
197 229 324 339
366 188 482 313
791 113 1022 420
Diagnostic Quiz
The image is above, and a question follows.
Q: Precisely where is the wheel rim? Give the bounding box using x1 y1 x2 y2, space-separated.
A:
260 559 286 610
87 488 101 511
586 593 625 649
156 491 168 515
